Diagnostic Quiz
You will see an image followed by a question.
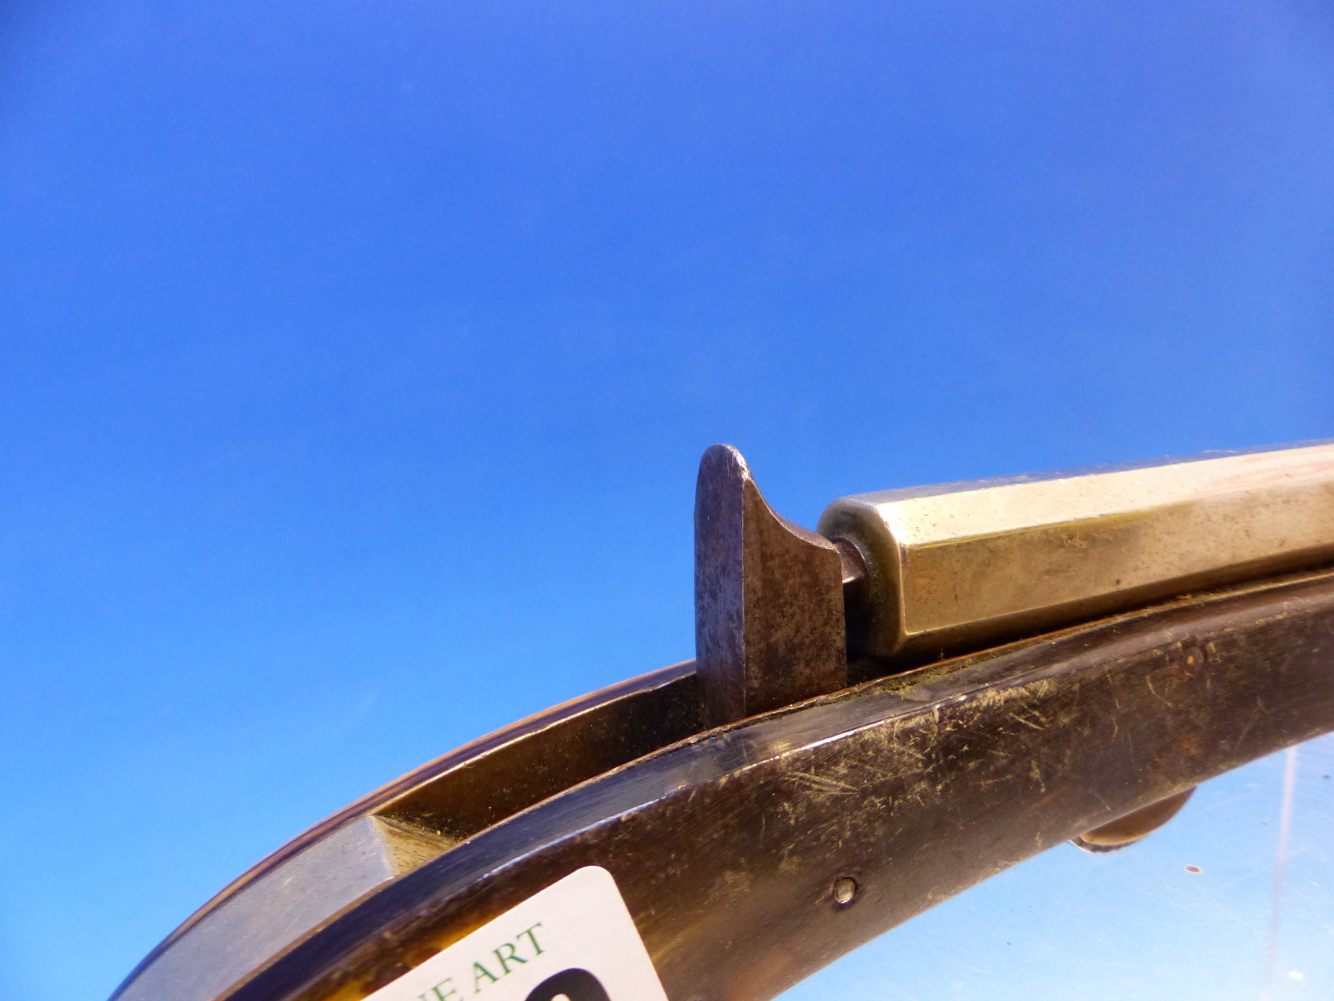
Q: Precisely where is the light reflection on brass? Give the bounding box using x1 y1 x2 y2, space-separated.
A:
819 441 1334 662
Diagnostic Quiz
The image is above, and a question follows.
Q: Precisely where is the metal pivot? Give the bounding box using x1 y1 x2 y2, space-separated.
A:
1070 787 1196 853
694 444 849 727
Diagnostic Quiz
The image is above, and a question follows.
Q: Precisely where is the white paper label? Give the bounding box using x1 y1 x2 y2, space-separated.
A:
364 867 669 1001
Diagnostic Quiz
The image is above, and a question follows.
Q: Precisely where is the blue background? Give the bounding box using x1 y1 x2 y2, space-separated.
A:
1 2 1332 999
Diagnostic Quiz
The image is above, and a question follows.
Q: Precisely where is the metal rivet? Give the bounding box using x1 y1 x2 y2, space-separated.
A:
832 876 857 906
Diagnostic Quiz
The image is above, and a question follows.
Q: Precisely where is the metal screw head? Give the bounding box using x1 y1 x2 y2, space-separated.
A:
832 877 857 907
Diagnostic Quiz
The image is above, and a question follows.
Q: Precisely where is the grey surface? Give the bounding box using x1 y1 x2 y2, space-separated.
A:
118 817 449 1001
781 734 1334 1001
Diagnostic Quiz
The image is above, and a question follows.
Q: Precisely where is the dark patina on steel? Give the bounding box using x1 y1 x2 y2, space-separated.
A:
694 444 849 726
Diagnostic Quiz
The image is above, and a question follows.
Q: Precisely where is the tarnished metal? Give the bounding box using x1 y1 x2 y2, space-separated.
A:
820 440 1334 663
694 444 847 726
110 441 1334 1001
117 567 1334 1001
1071 787 1196 854
113 663 702 1001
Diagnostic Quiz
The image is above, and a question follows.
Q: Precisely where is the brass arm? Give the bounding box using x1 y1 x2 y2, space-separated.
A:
111 442 1334 1001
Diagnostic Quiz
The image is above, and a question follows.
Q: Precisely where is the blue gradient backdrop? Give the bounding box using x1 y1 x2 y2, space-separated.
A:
1 2 1333 999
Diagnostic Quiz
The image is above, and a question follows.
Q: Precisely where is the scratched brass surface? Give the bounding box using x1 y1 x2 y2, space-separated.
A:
818 440 1334 662
245 568 1334 1001
111 662 700 1001
112 568 1334 1001
111 442 1334 1001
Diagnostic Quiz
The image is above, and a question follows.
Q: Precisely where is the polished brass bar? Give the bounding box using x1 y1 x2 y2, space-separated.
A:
818 440 1334 662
